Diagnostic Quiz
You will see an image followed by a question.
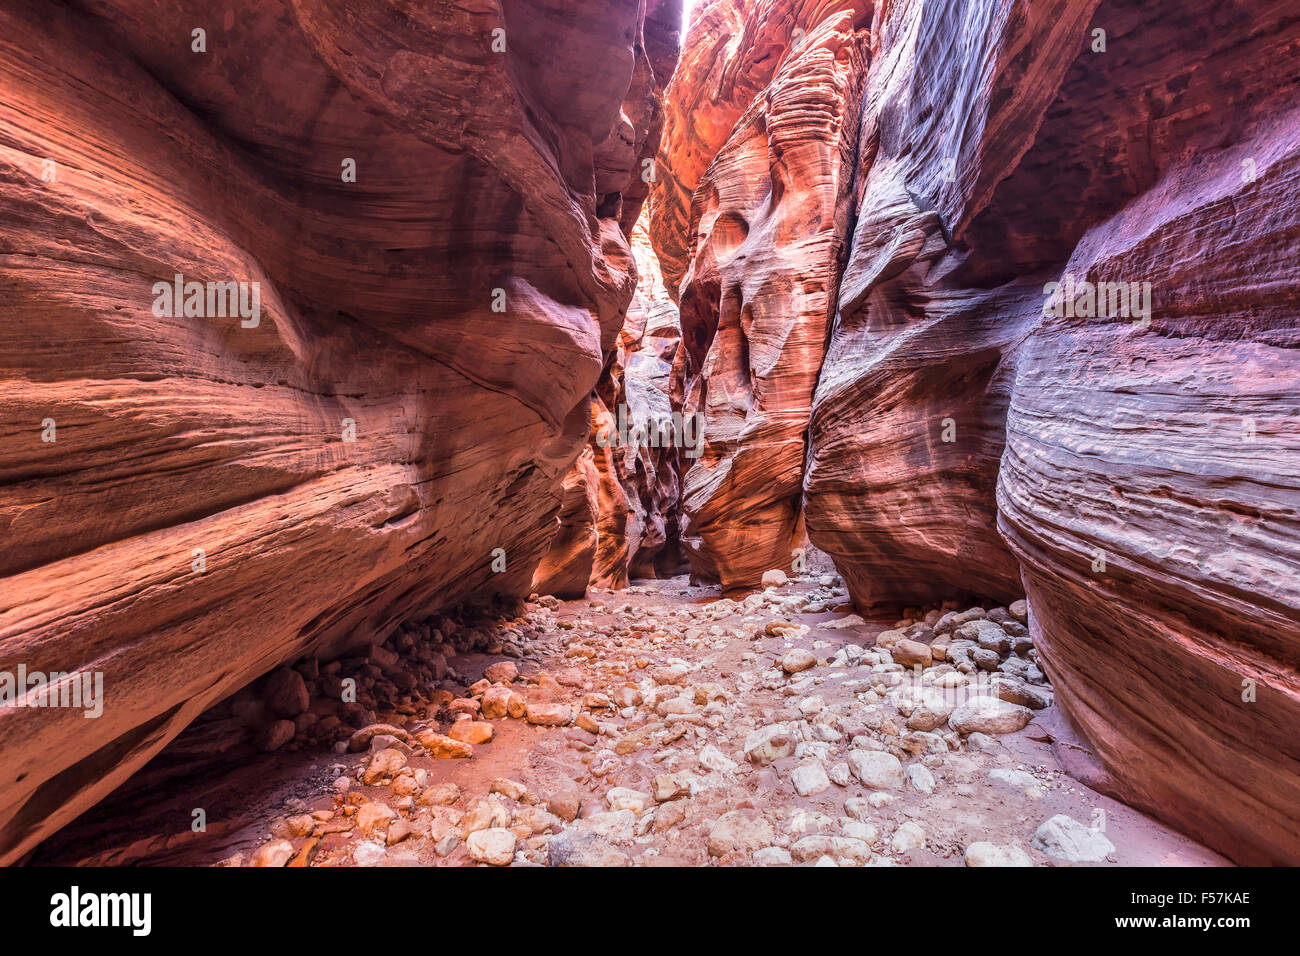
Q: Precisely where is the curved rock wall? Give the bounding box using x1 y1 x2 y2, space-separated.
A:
654 0 873 591
651 0 1300 863
0 0 677 863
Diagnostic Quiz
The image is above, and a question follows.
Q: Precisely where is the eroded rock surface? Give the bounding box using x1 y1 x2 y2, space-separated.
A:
650 0 1300 864
0 0 678 863
653 0 872 590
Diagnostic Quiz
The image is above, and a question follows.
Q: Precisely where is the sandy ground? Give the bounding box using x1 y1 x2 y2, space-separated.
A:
33 572 1226 868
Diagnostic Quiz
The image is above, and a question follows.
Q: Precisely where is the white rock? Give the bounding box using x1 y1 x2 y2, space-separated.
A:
906 763 936 794
781 648 817 674
1032 815 1115 862
890 821 926 852
791 835 872 865
352 842 386 866
761 569 789 587
582 810 636 844
949 697 1033 735
606 787 651 813
708 810 774 857
828 761 851 787
842 819 877 843
847 750 904 790
791 762 831 797
965 841 1034 867
799 695 825 717
698 744 739 775
753 846 792 866
843 797 872 820
467 827 516 865
744 725 795 765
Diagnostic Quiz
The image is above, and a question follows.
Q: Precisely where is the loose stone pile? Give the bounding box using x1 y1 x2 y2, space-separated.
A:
221 570 1203 868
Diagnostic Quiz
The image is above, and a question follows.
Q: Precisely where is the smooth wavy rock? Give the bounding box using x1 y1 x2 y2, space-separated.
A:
800 0 1300 862
0 0 677 863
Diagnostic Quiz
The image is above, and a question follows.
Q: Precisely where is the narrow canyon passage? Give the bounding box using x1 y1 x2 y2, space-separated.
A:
34 564 1224 867
0 0 1296 876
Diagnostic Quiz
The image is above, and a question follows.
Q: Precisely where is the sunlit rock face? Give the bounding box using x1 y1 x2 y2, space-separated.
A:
650 0 1299 864
800 0 1300 863
802 0 1102 609
529 448 602 600
651 0 873 591
534 216 686 595
601 220 689 582
0 0 678 863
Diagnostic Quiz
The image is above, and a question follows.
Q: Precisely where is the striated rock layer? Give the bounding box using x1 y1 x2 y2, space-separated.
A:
654 0 872 591
533 215 686 595
653 0 1300 863
0 0 678 863
802 0 1300 863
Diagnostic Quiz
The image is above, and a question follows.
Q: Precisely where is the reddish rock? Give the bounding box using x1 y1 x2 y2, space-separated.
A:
531 448 602 600
799 0 1300 863
657 2 871 590
0 0 677 864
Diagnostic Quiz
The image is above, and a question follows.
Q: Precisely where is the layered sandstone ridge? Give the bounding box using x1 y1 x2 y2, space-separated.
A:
655 0 873 590
651 0 1300 863
0 0 679 863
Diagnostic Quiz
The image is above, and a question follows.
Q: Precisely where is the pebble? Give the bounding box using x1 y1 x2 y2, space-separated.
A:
708 810 773 857
791 762 831 796
448 720 495 744
842 819 877 843
525 702 575 726
483 661 518 684
744 725 795 765
890 821 926 852
490 778 530 802
965 841 1034 866
653 773 691 802
781 648 817 674
581 810 636 843
416 730 473 758
547 790 583 822
255 719 296 752
847 750 904 790
698 744 739 774
890 639 932 667
547 830 630 867
791 835 872 865
753 846 792 866
356 801 396 837
949 698 1033 735
606 787 652 813
361 748 407 784
420 782 462 806
467 827 516 865
906 764 936 794
251 840 294 867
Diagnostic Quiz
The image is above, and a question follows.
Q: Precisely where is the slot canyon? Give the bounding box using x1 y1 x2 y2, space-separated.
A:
0 0 1297 872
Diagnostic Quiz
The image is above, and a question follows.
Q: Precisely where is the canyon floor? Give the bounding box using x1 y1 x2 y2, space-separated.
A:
35 572 1227 868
